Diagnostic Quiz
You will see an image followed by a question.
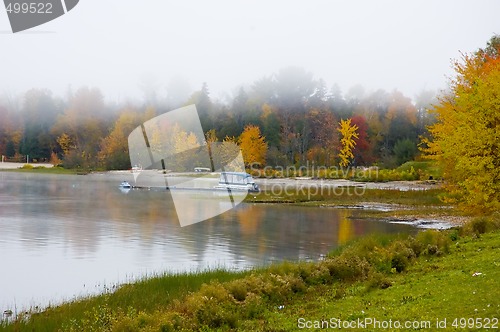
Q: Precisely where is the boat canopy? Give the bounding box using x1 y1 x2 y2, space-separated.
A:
219 172 255 184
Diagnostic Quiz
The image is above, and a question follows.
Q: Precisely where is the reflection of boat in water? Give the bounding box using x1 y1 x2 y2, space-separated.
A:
194 167 211 172
214 172 259 192
119 181 132 194
119 181 131 189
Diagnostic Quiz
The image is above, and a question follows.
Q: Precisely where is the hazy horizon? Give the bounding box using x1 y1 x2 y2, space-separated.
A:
1 0 499 104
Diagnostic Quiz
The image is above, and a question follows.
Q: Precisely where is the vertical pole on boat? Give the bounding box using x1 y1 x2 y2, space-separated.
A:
140 124 155 167
221 172 236 208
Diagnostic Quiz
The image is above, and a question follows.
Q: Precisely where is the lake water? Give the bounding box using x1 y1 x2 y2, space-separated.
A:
0 172 416 312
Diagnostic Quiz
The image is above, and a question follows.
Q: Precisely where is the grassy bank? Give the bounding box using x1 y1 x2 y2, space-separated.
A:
2 216 499 331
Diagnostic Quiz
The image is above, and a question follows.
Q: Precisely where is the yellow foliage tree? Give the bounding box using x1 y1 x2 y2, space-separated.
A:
98 110 142 169
337 119 359 167
171 124 200 171
422 36 500 213
56 133 74 156
220 135 244 171
239 125 268 167
172 124 199 154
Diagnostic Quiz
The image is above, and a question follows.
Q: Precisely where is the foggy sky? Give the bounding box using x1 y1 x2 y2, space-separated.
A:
1 0 499 103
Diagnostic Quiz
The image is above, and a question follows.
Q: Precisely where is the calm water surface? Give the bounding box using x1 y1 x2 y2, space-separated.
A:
0 172 415 311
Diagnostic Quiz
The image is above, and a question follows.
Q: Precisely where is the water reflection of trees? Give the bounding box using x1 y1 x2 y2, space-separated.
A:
3 173 416 271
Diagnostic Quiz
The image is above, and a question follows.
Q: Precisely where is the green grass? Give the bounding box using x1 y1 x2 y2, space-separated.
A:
397 160 443 179
352 161 443 182
2 216 499 331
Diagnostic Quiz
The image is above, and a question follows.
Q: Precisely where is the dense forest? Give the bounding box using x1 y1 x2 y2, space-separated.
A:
0 67 437 170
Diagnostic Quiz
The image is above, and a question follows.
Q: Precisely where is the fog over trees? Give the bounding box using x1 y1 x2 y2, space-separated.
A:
0 66 437 170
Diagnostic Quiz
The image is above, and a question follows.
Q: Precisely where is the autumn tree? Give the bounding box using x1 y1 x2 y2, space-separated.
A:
205 128 217 148
306 108 338 166
56 133 74 156
350 115 371 165
337 118 359 167
239 125 267 167
144 116 202 171
171 123 200 171
210 135 243 171
423 35 500 213
98 109 142 170
355 89 389 162
52 87 107 168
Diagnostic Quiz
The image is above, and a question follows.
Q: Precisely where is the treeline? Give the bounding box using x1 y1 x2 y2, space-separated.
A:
0 67 437 170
